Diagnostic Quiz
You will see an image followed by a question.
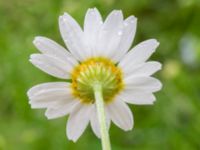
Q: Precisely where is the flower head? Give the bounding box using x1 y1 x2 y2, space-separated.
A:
27 8 162 142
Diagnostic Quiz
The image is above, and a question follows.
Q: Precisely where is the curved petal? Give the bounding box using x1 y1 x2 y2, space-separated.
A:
45 100 80 119
90 105 111 138
29 94 72 109
119 39 159 71
27 82 69 97
106 99 133 131
66 103 92 142
84 8 103 57
112 16 137 62
122 61 162 77
124 76 162 93
59 13 89 61
117 90 156 105
30 54 72 79
29 100 65 109
33 36 78 66
95 10 123 58
27 82 73 109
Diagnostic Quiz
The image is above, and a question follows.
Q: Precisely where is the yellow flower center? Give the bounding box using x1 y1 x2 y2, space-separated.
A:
71 57 124 104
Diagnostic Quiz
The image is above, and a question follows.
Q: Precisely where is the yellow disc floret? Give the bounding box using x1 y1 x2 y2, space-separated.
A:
71 57 124 104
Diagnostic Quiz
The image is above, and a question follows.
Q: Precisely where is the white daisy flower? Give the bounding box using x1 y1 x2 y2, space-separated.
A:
27 8 162 143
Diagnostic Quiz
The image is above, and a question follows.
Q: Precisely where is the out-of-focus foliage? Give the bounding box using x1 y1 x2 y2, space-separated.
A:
0 0 200 149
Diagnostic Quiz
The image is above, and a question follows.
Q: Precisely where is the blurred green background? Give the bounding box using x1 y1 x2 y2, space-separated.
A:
0 0 200 149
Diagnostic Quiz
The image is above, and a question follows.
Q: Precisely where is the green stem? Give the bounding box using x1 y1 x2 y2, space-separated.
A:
93 83 111 150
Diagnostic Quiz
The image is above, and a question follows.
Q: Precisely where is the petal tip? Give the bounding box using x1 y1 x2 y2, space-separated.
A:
33 37 41 46
67 134 79 143
29 53 39 59
27 89 31 98
58 16 64 22
153 39 160 47
124 125 133 131
130 15 137 21
45 113 52 120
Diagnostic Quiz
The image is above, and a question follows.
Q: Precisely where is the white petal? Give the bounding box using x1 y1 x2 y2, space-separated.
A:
123 61 162 77
59 13 89 61
112 16 137 62
67 103 92 142
30 54 72 79
90 105 111 138
117 90 156 105
106 99 133 131
124 76 162 93
29 96 71 109
119 39 159 70
29 100 57 109
95 10 123 58
84 8 103 57
33 36 78 66
27 82 69 97
27 82 73 109
28 86 70 100
45 100 80 119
